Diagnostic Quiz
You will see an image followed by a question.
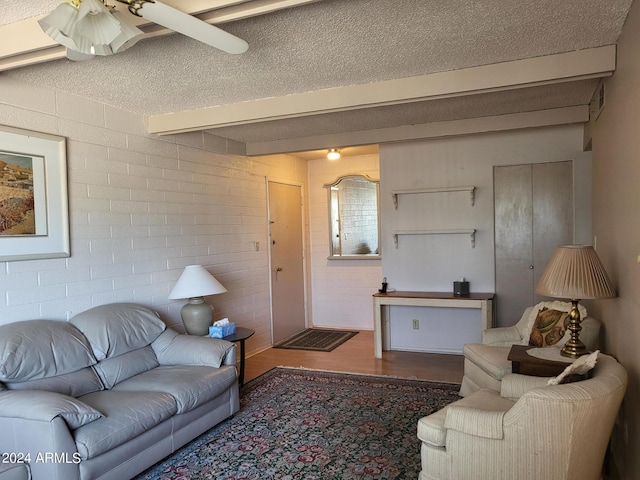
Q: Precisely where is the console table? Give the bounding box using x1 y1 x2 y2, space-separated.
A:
372 291 495 358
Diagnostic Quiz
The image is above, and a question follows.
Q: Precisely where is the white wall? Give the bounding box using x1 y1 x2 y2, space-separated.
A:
590 0 640 477
0 76 308 357
379 125 585 352
307 154 381 329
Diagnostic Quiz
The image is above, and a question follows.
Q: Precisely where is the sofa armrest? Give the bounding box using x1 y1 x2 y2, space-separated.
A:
500 373 550 400
0 461 30 480
482 326 523 346
0 416 80 480
152 329 237 368
444 405 506 439
0 390 102 429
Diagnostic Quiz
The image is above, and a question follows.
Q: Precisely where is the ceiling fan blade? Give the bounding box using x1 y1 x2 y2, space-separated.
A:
118 0 248 54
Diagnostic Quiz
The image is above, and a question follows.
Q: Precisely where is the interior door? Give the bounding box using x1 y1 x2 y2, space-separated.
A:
268 181 306 344
494 162 573 327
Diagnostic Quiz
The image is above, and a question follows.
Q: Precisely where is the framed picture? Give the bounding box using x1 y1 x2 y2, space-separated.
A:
0 125 69 262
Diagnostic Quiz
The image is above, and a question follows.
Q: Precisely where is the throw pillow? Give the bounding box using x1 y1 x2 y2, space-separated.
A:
529 307 570 347
521 301 587 346
547 350 599 385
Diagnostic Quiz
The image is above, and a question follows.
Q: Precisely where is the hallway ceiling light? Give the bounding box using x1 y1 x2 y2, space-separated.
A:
327 148 341 161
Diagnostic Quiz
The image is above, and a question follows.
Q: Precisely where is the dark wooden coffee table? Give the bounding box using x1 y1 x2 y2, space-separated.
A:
508 345 572 377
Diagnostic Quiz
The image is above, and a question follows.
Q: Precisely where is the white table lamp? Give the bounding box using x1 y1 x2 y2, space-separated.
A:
168 265 227 335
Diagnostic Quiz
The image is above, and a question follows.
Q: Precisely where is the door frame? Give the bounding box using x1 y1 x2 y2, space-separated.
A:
266 177 309 345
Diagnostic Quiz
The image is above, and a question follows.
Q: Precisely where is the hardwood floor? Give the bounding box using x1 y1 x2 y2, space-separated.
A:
243 330 464 385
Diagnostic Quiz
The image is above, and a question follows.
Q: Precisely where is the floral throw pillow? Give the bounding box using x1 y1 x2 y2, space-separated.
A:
529 307 570 347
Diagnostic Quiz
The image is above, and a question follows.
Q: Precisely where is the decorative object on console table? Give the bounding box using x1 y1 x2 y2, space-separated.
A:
536 245 616 358
168 265 227 336
453 278 469 296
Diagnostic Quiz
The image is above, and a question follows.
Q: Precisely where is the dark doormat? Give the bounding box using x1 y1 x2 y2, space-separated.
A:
274 328 358 352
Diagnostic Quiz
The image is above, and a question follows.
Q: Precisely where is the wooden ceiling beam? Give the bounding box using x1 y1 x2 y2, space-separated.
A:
148 46 615 135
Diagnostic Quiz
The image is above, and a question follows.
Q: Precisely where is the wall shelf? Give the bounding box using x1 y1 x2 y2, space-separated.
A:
392 229 476 248
391 186 475 209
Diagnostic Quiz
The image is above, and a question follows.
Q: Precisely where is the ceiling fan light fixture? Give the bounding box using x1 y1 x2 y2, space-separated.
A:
76 0 122 44
39 0 144 58
327 148 341 161
38 2 84 51
109 10 144 52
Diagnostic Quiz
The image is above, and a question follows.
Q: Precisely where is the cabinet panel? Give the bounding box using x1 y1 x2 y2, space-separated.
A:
532 161 574 304
494 162 573 327
495 165 534 326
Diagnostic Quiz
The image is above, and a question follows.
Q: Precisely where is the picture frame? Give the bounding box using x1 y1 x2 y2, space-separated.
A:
0 125 69 262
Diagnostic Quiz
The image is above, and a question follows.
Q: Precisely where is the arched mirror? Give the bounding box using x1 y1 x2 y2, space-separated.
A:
324 174 380 259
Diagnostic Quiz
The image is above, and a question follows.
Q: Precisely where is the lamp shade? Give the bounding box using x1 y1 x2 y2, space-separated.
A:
536 245 616 300
168 265 227 299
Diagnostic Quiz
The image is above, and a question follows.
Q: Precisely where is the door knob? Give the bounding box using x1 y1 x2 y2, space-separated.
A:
273 267 283 280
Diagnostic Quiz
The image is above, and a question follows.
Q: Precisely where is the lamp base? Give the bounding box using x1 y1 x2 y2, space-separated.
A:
180 297 213 336
560 299 588 358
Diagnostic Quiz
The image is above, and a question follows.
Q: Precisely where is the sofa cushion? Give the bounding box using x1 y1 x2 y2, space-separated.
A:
74 390 177 459
0 320 96 382
417 389 514 447
4 366 103 397
463 344 512 380
0 390 103 429
70 303 166 361
94 345 159 389
113 365 237 414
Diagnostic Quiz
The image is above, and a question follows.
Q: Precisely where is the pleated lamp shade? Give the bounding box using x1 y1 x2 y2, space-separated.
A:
536 245 616 300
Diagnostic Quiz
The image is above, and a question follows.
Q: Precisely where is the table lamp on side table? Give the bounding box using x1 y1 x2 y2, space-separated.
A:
168 265 227 336
536 245 616 358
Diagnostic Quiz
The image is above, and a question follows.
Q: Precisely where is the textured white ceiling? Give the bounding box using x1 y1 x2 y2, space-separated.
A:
0 0 62 26
2 0 634 153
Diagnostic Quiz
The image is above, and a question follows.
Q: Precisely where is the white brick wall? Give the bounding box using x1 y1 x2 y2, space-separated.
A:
0 76 307 356
307 155 381 330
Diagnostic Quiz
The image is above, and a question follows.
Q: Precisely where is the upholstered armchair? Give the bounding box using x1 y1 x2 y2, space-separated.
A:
459 301 600 396
418 353 627 480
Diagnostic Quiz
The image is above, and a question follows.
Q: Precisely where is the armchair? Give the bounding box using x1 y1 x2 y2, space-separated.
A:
418 353 627 480
460 301 600 396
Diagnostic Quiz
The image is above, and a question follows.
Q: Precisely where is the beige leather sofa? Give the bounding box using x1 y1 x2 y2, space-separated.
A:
418 353 627 480
460 301 600 396
0 303 239 480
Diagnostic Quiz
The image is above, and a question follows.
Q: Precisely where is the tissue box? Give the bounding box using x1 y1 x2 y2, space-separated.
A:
209 322 236 338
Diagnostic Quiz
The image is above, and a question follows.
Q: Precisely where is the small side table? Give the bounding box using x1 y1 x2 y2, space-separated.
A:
222 327 255 387
508 345 572 377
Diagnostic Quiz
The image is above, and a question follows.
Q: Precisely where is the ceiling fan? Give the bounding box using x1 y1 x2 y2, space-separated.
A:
38 0 249 61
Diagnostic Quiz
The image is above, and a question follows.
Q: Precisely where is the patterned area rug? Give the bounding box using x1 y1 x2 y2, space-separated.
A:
135 367 460 480
274 329 359 352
